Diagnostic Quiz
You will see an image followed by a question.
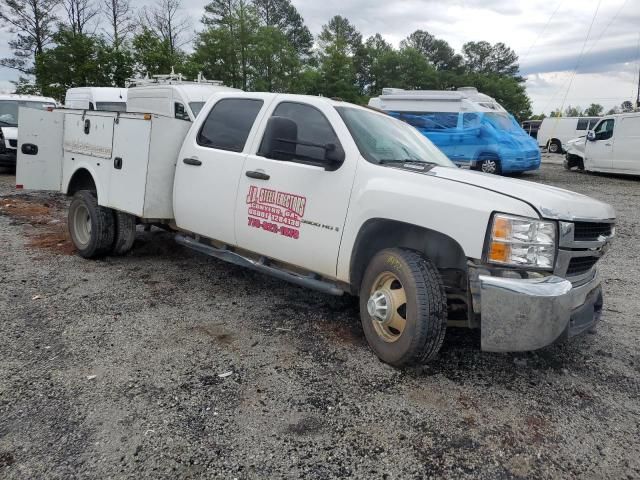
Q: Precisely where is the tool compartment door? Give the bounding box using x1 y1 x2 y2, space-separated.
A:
106 117 152 216
16 108 65 191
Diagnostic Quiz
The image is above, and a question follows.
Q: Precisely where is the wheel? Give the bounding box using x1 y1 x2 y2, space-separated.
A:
68 190 115 258
478 158 501 175
548 140 561 154
112 211 137 255
359 248 447 367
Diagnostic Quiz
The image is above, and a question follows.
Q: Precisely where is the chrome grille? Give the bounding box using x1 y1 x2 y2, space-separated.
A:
573 222 613 241
556 220 614 285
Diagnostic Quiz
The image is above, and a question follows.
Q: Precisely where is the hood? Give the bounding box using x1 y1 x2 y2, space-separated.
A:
430 166 615 221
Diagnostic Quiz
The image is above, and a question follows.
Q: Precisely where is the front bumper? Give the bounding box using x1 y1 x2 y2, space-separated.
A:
0 149 17 167
479 271 603 352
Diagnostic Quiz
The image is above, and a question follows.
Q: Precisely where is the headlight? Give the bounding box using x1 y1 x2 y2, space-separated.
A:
486 214 556 269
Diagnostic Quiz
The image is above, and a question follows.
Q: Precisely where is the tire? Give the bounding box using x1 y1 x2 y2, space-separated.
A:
477 157 501 175
359 248 447 367
112 210 137 256
68 190 115 258
548 140 561 154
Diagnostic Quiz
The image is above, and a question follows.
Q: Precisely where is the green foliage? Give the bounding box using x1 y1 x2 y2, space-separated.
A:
462 41 520 78
35 29 117 100
132 27 185 76
584 103 603 116
400 30 462 71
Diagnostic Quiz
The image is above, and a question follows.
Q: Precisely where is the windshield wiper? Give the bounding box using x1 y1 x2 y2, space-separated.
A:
0 120 17 127
378 159 437 165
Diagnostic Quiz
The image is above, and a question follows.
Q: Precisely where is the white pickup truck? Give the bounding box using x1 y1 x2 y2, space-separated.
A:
16 93 616 366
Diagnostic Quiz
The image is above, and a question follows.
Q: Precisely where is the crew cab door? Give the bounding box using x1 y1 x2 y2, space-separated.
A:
235 100 358 278
173 97 269 244
585 118 614 170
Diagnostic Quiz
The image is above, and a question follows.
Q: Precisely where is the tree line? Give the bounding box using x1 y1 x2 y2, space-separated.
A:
0 0 532 120
528 100 636 120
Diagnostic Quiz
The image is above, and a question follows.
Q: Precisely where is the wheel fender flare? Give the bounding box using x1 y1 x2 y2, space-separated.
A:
65 165 104 202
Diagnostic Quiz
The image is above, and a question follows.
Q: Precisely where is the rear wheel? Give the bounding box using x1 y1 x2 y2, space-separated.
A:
359 248 447 367
68 190 115 258
112 211 137 256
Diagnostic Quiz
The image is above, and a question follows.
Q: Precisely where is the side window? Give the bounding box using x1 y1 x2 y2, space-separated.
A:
175 102 190 121
89 102 95 111
576 119 589 130
462 112 481 129
391 112 458 131
594 119 614 141
588 118 600 129
197 98 264 152
267 102 341 162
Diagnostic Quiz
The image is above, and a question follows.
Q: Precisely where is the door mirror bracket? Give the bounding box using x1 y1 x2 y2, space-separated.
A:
586 130 596 141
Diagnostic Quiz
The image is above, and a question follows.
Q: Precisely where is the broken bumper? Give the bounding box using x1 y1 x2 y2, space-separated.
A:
479 271 603 352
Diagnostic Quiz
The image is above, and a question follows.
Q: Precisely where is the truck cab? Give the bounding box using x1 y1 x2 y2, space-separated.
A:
368 87 541 175
0 94 56 169
16 93 616 367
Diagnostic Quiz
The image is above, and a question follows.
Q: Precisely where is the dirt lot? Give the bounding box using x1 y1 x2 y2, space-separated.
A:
0 163 638 479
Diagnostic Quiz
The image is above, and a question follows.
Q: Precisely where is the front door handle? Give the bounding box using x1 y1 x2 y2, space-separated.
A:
183 157 202 166
246 170 270 180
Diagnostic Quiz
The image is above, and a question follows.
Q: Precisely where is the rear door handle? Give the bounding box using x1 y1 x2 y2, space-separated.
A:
246 170 270 180
183 157 202 166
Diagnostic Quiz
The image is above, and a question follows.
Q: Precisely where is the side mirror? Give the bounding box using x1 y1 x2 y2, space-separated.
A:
258 116 298 161
324 142 345 167
259 116 345 170
587 130 596 141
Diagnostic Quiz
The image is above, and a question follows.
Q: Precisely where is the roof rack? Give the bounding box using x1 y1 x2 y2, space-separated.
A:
126 69 225 88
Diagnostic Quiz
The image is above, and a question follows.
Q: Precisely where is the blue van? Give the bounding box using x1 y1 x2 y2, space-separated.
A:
368 87 541 175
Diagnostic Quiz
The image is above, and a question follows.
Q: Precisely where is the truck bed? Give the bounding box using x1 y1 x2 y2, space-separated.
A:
17 108 192 220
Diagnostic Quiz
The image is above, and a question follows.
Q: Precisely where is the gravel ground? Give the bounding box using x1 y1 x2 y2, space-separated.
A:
0 161 638 479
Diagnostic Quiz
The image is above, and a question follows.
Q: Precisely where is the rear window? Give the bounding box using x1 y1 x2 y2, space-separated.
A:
197 98 263 152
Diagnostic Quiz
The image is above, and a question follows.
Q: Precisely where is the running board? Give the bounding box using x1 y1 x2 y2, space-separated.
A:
175 234 344 296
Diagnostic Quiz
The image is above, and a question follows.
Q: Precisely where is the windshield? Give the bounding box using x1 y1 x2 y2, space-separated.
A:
95 101 126 112
485 112 519 132
189 102 205 118
336 107 455 167
0 100 55 127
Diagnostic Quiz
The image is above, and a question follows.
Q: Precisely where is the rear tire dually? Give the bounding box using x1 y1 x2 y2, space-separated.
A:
68 190 115 258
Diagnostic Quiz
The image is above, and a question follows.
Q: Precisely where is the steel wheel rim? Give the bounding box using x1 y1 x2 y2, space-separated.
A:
481 159 497 173
367 272 407 343
73 203 91 247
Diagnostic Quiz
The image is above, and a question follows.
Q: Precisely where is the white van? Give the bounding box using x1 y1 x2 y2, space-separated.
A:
127 83 241 121
537 116 600 153
572 113 640 175
64 87 127 111
0 94 56 168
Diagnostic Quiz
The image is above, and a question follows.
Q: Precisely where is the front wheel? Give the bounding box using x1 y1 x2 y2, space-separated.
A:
548 140 561 154
359 248 447 367
68 190 115 258
477 158 501 175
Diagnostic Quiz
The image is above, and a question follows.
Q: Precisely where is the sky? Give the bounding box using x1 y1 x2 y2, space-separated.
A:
1 0 639 115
